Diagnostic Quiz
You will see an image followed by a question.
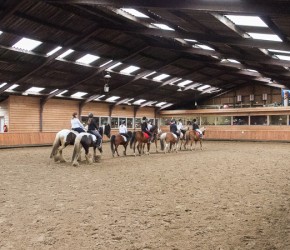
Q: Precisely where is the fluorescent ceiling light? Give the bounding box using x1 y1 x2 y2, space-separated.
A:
225 15 268 27
121 8 149 18
12 38 42 51
106 96 120 102
49 89 59 94
133 99 146 105
0 82 7 88
46 46 62 56
177 80 193 87
227 59 241 64
76 54 99 64
95 95 106 100
197 85 211 91
100 60 113 67
153 74 170 81
57 49 74 59
160 103 173 110
245 69 258 73
276 55 290 61
0 31 3 35
25 87 45 93
107 62 122 70
142 71 156 78
184 39 197 42
5 84 19 91
155 102 167 107
152 23 174 31
169 78 183 85
56 90 68 96
71 92 88 98
196 44 214 51
120 66 140 74
268 49 290 54
248 33 282 42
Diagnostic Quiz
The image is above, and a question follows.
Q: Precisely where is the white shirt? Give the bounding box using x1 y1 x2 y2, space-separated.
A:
147 123 152 131
119 124 128 134
177 122 183 130
71 118 85 129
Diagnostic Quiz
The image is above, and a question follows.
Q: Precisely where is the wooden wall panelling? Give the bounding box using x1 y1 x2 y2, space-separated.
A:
43 99 79 132
111 105 134 117
9 96 40 132
136 107 155 119
82 102 110 117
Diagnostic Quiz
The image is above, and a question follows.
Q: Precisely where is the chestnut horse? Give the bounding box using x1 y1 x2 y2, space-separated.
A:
184 127 206 150
110 131 133 157
159 132 179 153
130 125 159 156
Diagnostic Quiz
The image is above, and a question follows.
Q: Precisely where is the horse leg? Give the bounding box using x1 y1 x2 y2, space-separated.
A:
123 144 127 156
57 143 67 162
200 139 203 150
133 141 137 157
115 144 120 157
146 143 150 155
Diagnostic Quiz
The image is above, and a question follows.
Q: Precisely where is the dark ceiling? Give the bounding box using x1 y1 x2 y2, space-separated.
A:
1 0 290 109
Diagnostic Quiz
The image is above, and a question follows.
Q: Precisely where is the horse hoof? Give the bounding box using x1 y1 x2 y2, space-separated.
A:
72 162 79 167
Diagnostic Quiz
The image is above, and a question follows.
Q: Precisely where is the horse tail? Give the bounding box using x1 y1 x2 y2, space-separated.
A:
72 135 82 163
50 132 61 158
130 132 136 148
110 135 116 154
160 133 166 151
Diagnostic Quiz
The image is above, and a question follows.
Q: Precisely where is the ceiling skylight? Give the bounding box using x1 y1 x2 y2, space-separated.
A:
225 15 268 27
95 95 106 100
275 55 290 61
160 103 173 110
120 66 140 74
57 49 74 59
153 74 170 81
133 99 146 105
0 31 3 36
248 33 282 42
227 59 241 64
76 54 99 65
71 92 88 98
5 84 19 91
155 102 167 107
196 44 214 51
152 23 174 31
25 87 45 94
12 38 42 51
46 46 62 56
106 96 120 102
121 8 149 18
49 89 59 94
268 49 290 54
177 80 193 87
0 82 7 88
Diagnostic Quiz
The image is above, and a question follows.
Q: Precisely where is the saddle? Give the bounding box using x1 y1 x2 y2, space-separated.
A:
143 132 150 139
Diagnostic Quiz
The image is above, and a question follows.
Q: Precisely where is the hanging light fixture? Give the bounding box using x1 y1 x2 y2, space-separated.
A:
103 72 111 92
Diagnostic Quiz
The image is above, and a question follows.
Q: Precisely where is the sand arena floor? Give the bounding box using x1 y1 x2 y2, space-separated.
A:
0 141 290 250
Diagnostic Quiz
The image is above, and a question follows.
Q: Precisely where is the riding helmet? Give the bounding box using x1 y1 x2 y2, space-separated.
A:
142 116 147 121
88 112 94 118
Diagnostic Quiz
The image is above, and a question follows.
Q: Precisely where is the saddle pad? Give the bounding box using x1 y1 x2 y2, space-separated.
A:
90 134 97 142
143 132 149 139
121 135 127 142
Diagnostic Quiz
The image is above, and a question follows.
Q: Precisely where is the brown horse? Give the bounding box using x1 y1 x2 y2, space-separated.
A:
110 131 133 157
130 125 159 156
159 132 179 153
184 127 206 150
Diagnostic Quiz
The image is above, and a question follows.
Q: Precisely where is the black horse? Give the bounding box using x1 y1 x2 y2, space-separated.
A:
71 124 111 166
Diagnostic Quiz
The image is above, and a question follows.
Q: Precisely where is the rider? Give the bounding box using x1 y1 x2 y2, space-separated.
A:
87 112 102 148
192 118 203 138
169 119 180 138
71 112 86 133
141 116 153 142
119 120 129 141
177 118 186 139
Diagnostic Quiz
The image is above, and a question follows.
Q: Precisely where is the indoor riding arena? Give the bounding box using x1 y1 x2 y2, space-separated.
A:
1 1 290 250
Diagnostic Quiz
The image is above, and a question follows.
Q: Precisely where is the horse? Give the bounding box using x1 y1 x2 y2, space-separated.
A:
50 124 111 163
50 129 79 162
159 132 179 153
130 125 159 156
110 131 133 157
184 127 206 150
71 124 111 166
